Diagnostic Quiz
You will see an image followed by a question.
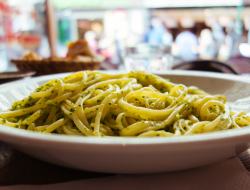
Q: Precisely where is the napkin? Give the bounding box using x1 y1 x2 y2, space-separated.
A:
1 156 250 190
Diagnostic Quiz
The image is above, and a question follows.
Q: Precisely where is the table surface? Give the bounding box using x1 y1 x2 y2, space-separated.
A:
0 142 114 185
0 141 250 186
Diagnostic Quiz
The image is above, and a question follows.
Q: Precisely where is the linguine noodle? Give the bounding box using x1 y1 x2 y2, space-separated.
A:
0 71 249 137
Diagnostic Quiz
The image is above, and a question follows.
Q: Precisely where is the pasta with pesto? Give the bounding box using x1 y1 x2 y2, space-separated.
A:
0 71 249 137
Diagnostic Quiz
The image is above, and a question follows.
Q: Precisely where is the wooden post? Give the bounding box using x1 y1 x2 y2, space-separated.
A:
45 0 56 58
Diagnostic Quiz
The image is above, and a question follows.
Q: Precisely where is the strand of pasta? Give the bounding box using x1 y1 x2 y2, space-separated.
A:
0 70 249 137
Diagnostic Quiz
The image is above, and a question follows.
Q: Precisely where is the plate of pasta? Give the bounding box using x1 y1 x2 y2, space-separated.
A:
0 70 249 173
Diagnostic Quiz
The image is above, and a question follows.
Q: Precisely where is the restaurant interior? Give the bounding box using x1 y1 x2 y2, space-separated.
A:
0 0 249 76
1 0 250 189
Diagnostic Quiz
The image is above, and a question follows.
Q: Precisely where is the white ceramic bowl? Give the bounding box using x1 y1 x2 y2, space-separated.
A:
0 71 250 174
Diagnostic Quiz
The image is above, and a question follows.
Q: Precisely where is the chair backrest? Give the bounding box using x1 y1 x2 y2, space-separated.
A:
172 60 239 75
227 56 250 74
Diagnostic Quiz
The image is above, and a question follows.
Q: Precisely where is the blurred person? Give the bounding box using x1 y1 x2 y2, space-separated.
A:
211 22 225 53
198 29 216 59
180 16 195 29
205 16 217 28
98 35 115 59
162 30 173 46
218 42 231 61
225 20 237 54
238 29 250 58
218 30 234 61
174 30 198 60
85 31 98 53
145 17 168 45
37 35 50 58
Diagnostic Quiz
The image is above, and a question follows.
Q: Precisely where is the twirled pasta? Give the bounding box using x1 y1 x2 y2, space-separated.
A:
0 71 249 137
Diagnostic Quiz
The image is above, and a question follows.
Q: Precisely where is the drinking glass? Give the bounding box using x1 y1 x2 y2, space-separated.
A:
124 44 172 72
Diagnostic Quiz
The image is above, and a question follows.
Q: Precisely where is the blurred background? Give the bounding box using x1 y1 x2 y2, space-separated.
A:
0 0 250 74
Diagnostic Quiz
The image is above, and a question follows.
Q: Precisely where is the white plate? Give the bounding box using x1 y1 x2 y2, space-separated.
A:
0 71 250 174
